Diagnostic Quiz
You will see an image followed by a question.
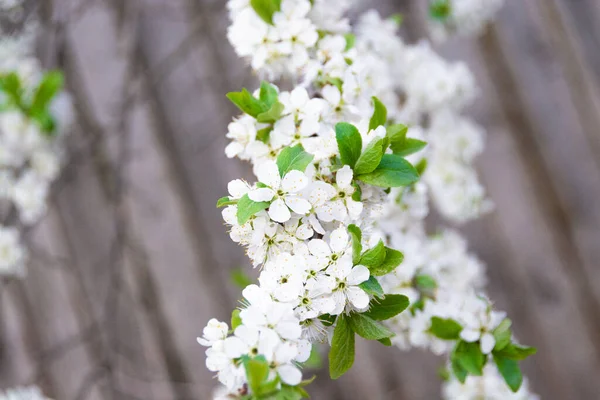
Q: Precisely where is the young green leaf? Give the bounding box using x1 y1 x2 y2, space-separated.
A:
335 122 363 168
359 240 386 271
347 224 363 265
415 274 437 298
256 126 272 143
351 181 362 201
329 315 355 379
452 341 486 376
231 309 242 330
392 138 427 157
236 194 270 225
256 101 284 123
387 124 408 152
369 97 387 131
494 344 537 360
242 355 270 395
451 356 468 384
30 70 64 114
363 294 410 321
354 138 386 175
231 268 253 288
356 154 419 188
492 318 512 351
358 276 385 298
250 0 282 25
430 0 452 21
348 313 394 340
415 158 428 175
344 33 356 51
302 345 323 369
216 196 237 208
259 81 279 107
226 88 267 117
429 317 463 340
276 144 314 177
369 247 403 276
377 337 392 346
493 354 523 392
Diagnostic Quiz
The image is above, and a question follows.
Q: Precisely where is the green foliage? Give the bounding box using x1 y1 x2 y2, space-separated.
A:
302 345 323 369
355 154 419 188
257 102 285 123
277 145 314 177
231 268 253 288
368 97 388 131
250 0 282 24
227 82 284 125
387 124 427 157
392 138 427 157
344 33 356 51
358 276 385 298
335 122 362 168
415 158 428 175
493 354 523 392
242 355 272 397
216 196 238 208
231 309 242 330
359 241 404 276
428 317 463 340
347 224 363 265
363 294 410 321
259 81 279 107
329 315 355 379
414 274 437 298
354 138 386 175
227 88 268 117
348 313 394 340
452 340 486 376
430 0 452 21
257 126 272 143
492 318 512 351
236 194 271 225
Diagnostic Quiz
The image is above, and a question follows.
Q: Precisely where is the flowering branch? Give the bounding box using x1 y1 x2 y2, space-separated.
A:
199 1 537 399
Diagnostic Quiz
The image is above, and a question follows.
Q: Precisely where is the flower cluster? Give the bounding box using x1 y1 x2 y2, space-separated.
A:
0 6 72 277
199 1 536 399
0 385 51 400
428 0 505 42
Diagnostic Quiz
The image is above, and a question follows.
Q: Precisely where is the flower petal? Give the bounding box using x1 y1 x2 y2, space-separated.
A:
256 160 281 188
269 198 291 223
480 332 496 354
278 364 302 386
347 265 370 286
227 179 249 198
459 328 480 343
329 227 349 253
308 239 331 258
309 181 336 206
336 165 353 189
281 170 309 193
248 187 275 202
346 286 370 310
285 196 312 215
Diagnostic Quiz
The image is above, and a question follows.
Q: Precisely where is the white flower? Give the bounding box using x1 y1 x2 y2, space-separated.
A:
259 252 306 302
311 165 363 222
250 161 312 223
328 254 370 314
11 171 49 225
0 226 27 277
197 319 229 347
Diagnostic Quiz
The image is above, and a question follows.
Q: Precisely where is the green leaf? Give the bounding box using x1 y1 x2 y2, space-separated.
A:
387 124 408 152
231 268 253 288
390 13 403 26
392 138 427 157
415 158 428 175
250 0 282 25
368 97 387 131
358 276 384 298
493 319 512 351
276 144 314 177
319 313 337 327
242 355 270 395
231 309 242 330
430 0 452 21
356 154 419 188
494 344 537 360
329 315 355 379
30 70 63 114
369 247 403 276
429 317 463 340
453 341 486 376
363 294 410 321
347 224 362 265
335 122 362 168
359 240 386 271
344 33 356 51
302 345 323 369
354 138 386 175
236 194 270 225
217 196 237 208
378 337 392 346
415 274 437 298
451 357 468 383
493 354 523 392
257 126 272 143
259 81 279 107
227 88 267 117
278 384 309 400
257 101 284 123
348 313 394 340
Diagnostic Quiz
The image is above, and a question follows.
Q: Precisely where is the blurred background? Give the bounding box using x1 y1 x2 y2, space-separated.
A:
1 0 600 399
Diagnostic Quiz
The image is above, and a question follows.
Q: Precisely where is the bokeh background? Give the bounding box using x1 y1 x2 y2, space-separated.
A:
1 0 600 399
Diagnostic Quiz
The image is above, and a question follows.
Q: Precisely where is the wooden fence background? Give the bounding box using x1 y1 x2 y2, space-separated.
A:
1 0 600 399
